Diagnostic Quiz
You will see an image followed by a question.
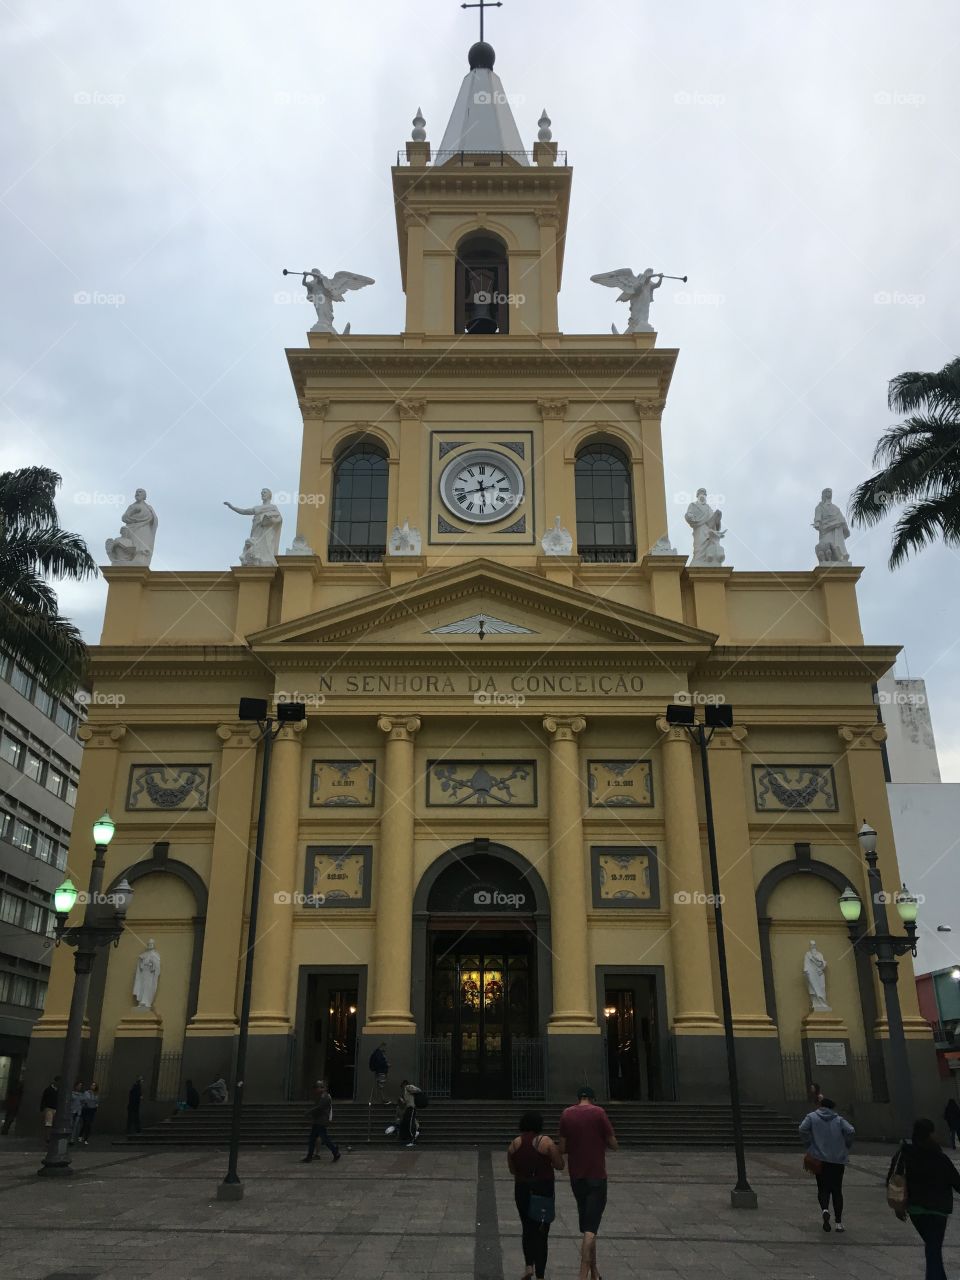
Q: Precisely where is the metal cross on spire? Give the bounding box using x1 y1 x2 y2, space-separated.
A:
461 0 502 42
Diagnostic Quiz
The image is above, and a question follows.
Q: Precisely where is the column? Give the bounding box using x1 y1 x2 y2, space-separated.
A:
656 719 721 1031
542 716 593 1027
366 715 421 1031
248 720 306 1032
186 723 259 1047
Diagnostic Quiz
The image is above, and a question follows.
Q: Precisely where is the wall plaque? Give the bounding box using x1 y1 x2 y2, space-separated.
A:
303 846 371 908
427 760 537 807
590 846 660 909
752 764 838 813
126 764 211 812
310 760 376 808
813 1041 847 1067
587 760 653 808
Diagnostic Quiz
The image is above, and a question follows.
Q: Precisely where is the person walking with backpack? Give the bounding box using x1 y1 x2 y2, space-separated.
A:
369 1042 390 1104
78 1082 99 1145
799 1097 855 1232
507 1110 564 1280
302 1079 341 1164
888 1117 960 1280
557 1085 618 1280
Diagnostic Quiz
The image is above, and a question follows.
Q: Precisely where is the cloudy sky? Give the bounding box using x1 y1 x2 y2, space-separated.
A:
2 0 958 774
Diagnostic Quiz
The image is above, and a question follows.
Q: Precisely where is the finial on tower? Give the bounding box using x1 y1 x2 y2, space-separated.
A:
538 110 552 142
411 108 426 141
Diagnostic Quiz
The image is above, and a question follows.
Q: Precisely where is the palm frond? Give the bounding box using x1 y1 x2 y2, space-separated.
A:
0 527 98 582
888 493 960 570
888 358 960 416
0 466 63 532
0 602 88 696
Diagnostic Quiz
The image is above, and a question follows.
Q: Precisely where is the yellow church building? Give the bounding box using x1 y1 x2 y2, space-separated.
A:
25 36 939 1128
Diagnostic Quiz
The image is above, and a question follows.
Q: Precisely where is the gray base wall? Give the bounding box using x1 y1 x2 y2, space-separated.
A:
181 1035 237 1099
546 1033 604 1102
672 1035 730 1101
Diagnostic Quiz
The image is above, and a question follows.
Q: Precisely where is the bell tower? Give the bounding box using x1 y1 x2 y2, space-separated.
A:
393 41 570 338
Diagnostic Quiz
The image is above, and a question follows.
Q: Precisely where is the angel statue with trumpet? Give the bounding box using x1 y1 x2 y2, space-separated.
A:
283 267 375 334
590 266 687 333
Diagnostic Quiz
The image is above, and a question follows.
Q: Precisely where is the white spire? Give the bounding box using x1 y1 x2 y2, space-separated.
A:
437 44 528 164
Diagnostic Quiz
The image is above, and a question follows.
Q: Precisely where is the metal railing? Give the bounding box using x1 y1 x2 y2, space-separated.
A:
155 1051 183 1102
92 1052 111 1097
580 546 637 564
396 149 567 167
780 1050 889 1104
417 1037 452 1098
327 545 386 564
511 1037 545 1100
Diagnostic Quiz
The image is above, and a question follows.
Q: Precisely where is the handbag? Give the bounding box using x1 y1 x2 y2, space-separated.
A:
887 1144 909 1218
527 1193 556 1225
803 1152 823 1176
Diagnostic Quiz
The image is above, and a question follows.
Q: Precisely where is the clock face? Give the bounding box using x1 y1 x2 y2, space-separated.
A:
439 450 524 524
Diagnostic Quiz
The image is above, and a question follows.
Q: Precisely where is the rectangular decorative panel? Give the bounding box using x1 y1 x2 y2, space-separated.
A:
310 760 376 808
304 846 371 908
591 846 660 909
752 764 838 813
426 760 537 807
126 764 211 812
587 759 654 808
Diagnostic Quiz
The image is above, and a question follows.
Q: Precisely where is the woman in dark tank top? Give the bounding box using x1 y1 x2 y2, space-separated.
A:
507 1110 565 1280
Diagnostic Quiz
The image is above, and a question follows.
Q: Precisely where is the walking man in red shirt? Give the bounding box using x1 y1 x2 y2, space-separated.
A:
557 1085 618 1280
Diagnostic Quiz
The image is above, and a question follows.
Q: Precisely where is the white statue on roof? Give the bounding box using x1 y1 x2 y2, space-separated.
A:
300 269 374 335
591 267 663 333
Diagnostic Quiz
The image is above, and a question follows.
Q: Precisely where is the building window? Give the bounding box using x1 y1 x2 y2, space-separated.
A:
575 443 636 563
10 666 33 699
44 767 65 798
0 973 9 1003
0 894 22 927
10 975 32 1007
35 833 54 864
65 781 78 808
454 233 509 334
54 704 78 736
36 980 46 1009
10 820 35 854
328 443 389 563
21 902 44 934
0 734 24 770
33 686 55 718
54 844 68 871
25 752 43 784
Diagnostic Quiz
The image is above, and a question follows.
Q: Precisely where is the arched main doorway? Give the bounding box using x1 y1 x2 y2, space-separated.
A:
413 843 551 1099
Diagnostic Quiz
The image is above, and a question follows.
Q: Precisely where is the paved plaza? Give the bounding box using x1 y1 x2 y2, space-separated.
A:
0 1141 957 1279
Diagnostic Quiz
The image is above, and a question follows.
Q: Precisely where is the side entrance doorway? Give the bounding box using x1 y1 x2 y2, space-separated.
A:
599 969 672 1100
298 971 361 1099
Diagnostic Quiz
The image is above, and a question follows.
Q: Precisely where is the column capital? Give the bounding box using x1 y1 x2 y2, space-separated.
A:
838 724 887 749
77 723 127 748
634 397 666 416
378 715 421 742
537 398 568 421
542 715 586 741
298 395 330 419
709 725 749 749
655 717 691 743
216 722 260 749
274 719 308 743
396 398 427 420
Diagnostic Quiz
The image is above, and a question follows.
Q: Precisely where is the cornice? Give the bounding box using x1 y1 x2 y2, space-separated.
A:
288 349 679 383
697 645 900 681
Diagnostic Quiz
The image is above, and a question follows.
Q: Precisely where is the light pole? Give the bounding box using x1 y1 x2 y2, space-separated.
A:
39 812 133 1176
665 702 757 1209
838 820 919 1137
217 696 305 1202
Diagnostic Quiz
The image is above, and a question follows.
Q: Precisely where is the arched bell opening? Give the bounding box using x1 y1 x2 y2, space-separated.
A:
454 232 509 334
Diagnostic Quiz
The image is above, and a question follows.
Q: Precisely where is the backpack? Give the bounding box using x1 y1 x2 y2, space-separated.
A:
414 1091 430 1108
886 1143 909 1218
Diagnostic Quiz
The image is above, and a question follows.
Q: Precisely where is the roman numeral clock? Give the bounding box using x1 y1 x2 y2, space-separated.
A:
431 434 535 544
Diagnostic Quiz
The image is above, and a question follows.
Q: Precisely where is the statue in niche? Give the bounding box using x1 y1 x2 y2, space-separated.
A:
803 939 831 1012
133 938 161 1010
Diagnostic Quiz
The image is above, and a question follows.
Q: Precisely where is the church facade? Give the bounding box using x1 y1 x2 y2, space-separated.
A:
25 40 939 1124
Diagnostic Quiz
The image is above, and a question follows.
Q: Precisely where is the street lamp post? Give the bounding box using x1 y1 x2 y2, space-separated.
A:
38 813 133 1177
838 821 919 1136
217 696 305 1202
665 702 757 1209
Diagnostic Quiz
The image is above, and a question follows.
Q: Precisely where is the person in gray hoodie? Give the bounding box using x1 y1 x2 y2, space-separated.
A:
799 1098 855 1232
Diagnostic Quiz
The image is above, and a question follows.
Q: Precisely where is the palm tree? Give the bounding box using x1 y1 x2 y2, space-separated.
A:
0 467 97 695
850 356 960 568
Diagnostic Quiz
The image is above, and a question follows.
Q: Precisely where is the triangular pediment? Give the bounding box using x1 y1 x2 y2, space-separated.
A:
249 560 716 655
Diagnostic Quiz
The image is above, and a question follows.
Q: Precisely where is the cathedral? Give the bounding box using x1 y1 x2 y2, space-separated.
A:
25 33 939 1129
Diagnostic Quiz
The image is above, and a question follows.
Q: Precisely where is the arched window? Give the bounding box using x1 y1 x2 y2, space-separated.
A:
575 443 636 563
328 442 389 563
454 233 509 334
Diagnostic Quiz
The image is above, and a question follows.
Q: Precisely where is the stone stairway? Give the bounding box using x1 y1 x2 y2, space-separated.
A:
125 1099 800 1147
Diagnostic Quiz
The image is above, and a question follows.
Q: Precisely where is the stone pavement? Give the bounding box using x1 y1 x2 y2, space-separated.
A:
0 1139 957 1279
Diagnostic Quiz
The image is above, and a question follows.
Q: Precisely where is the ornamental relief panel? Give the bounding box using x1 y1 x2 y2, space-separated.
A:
426 760 537 807
310 760 376 808
126 763 211 812
751 764 839 813
587 759 654 808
